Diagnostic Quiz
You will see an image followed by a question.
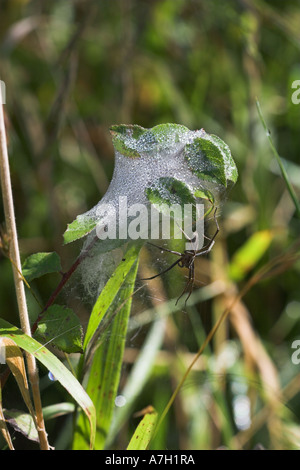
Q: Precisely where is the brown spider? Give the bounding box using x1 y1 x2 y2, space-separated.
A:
142 208 219 305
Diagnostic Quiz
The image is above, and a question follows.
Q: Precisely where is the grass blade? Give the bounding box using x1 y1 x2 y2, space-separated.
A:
0 337 36 421
229 230 273 281
73 250 139 449
82 243 141 351
107 318 166 446
0 319 96 449
127 408 157 450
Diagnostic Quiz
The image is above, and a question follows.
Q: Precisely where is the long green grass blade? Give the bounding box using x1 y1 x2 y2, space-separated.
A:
229 230 273 281
0 319 96 449
107 318 166 446
82 243 141 351
127 410 157 450
73 243 140 450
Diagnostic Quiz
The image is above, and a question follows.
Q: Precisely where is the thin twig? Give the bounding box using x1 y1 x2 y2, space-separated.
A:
0 88 49 449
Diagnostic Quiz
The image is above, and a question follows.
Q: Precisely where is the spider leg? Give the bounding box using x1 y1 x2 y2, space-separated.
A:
175 220 200 251
175 261 195 306
184 262 195 305
208 208 219 243
146 241 182 256
141 258 182 281
175 284 187 305
175 220 195 243
195 208 219 257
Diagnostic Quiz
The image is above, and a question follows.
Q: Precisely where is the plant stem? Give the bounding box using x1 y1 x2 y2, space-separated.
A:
256 99 300 218
0 89 49 449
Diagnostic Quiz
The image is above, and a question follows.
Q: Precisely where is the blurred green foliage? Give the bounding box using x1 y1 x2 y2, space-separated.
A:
1 0 300 450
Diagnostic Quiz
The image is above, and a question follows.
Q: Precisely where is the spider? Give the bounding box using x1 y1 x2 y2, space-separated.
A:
142 208 219 305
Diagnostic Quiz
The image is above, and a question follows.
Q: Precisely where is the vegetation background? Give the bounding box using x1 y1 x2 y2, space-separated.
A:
0 0 300 450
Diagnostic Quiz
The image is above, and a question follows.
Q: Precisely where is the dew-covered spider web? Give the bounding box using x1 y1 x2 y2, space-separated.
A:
62 123 237 353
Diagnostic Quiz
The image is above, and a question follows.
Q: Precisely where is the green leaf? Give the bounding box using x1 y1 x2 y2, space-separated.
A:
63 216 97 245
42 402 75 420
73 243 140 450
150 123 189 146
127 409 158 450
4 409 39 442
184 137 227 186
0 319 96 449
110 123 190 158
110 124 146 158
22 252 62 282
3 403 76 443
145 177 195 215
110 124 147 140
194 187 214 202
210 134 238 185
34 305 83 353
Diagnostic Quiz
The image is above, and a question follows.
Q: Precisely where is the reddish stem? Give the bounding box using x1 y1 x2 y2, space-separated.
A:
31 235 98 333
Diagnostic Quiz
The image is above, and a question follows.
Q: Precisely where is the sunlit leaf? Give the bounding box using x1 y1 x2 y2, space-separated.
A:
229 230 273 281
63 216 97 245
127 408 158 450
